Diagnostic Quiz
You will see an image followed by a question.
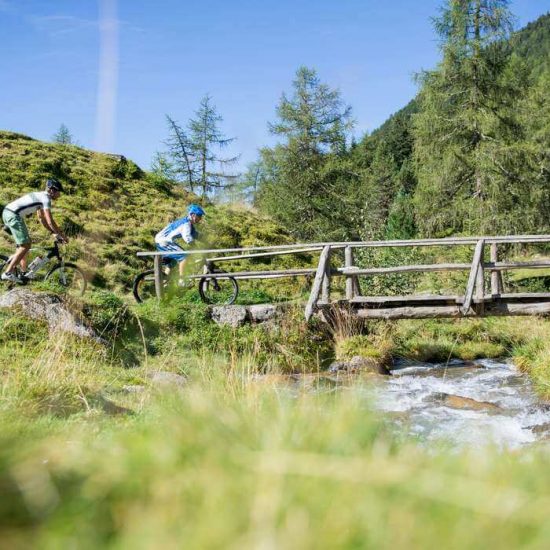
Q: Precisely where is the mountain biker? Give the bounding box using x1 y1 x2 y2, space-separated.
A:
1 178 68 283
154 203 205 285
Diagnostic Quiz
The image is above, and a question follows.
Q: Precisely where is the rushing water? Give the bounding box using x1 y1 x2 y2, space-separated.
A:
371 359 550 450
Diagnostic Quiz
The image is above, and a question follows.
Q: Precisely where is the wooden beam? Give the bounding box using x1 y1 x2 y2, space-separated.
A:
354 301 550 319
338 263 471 276
137 234 550 259
462 239 485 314
484 260 550 271
345 246 354 300
186 268 317 280
153 254 164 300
490 244 503 296
305 246 331 322
207 246 323 263
350 295 463 304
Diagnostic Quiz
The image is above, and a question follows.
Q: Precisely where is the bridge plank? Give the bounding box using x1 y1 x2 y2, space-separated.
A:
350 295 464 304
355 301 550 319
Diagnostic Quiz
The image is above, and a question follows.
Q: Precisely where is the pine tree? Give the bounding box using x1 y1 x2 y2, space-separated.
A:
53 123 74 145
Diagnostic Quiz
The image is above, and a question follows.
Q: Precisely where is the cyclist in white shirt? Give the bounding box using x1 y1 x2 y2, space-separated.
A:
155 204 204 284
2 178 68 283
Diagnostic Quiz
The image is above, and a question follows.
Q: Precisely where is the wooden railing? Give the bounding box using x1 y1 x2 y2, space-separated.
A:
136 234 550 321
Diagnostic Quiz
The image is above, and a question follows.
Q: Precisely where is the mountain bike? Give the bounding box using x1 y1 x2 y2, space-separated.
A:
133 258 239 305
0 236 87 296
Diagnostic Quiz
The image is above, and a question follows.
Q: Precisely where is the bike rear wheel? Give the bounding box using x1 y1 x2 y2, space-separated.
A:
198 272 239 305
45 263 87 297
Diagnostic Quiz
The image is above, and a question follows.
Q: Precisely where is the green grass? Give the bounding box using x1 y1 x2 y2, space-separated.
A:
2 376 550 548
2 294 550 546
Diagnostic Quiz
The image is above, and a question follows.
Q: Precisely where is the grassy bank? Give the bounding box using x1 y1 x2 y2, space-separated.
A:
2 374 550 548
2 292 550 546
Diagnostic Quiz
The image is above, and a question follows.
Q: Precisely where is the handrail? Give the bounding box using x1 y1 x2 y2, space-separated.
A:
136 234 550 259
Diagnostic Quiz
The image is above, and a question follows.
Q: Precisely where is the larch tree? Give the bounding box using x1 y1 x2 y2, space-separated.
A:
164 96 239 197
188 95 239 198
53 123 74 145
412 0 532 236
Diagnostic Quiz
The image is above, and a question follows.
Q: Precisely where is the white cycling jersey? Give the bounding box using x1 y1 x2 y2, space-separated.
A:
155 216 197 245
5 191 51 218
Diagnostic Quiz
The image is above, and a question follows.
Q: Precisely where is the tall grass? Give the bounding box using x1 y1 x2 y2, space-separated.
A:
2 377 550 548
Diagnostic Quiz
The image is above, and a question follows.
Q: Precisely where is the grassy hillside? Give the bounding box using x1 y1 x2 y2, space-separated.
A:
0 130 291 291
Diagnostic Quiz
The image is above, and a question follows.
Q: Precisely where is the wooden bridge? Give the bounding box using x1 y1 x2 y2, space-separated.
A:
137 234 550 322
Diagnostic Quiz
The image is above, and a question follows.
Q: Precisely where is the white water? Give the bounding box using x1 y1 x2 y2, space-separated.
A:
371 360 550 450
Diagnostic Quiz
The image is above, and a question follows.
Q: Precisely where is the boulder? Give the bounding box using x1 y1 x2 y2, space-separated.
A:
0 288 98 340
432 392 503 413
210 305 248 328
329 355 390 376
248 304 279 323
529 422 550 437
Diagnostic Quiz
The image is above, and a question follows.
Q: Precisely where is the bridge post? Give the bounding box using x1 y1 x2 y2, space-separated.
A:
462 239 485 315
305 246 331 321
154 254 164 300
490 243 504 296
321 246 332 303
345 246 360 300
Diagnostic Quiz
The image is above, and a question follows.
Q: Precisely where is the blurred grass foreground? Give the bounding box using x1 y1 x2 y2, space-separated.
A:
2 366 550 549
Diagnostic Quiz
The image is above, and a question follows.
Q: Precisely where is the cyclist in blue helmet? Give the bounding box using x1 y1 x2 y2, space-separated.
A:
154 204 205 285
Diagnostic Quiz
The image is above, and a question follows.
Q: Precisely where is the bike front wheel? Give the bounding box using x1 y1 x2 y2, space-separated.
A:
45 263 87 297
198 272 239 305
133 269 162 303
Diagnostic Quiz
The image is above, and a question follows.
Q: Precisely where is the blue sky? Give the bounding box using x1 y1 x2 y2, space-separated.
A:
0 0 548 172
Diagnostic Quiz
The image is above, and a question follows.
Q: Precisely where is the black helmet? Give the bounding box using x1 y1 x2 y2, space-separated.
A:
46 178 64 193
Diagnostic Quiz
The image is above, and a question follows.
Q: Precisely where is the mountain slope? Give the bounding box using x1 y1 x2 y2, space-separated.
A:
0 131 290 290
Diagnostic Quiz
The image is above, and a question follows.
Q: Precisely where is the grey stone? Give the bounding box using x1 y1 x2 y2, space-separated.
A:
122 385 146 393
248 304 279 323
0 288 98 340
90 394 133 415
329 355 390 375
210 305 248 327
431 392 503 413
148 371 187 389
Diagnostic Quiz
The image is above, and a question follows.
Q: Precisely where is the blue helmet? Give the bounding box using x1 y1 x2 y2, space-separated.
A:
187 204 205 217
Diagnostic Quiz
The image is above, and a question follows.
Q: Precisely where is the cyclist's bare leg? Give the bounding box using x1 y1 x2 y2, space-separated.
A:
5 243 30 274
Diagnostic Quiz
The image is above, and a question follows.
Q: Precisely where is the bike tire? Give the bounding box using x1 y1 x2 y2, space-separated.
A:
133 269 158 303
45 263 87 297
198 271 239 305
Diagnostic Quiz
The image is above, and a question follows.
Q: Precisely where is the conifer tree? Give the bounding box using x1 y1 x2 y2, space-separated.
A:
53 123 74 145
412 0 531 235
164 96 239 197
257 67 356 240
